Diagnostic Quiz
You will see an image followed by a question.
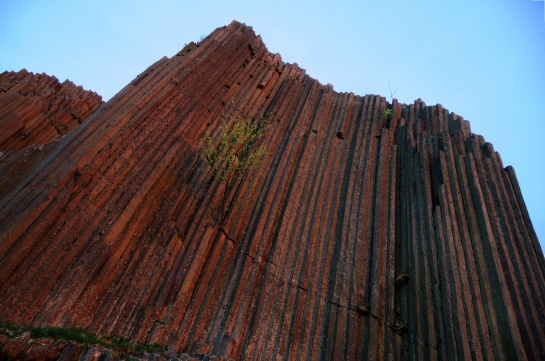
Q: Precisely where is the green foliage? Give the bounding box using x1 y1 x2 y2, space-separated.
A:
381 108 392 121
0 323 163 355
204 110 269 182
203 108 271 226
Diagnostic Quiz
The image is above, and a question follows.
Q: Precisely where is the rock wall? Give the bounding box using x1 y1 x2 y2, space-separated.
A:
0 70 103 198
0 21 543 360
0 69 103 151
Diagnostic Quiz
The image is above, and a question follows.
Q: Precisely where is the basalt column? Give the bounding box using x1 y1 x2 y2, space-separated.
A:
0 21 543 360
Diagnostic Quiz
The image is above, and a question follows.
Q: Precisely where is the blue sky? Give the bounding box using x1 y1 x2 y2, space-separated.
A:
1 0 544 248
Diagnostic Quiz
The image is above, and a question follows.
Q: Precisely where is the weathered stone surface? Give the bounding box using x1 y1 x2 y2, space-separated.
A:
0 70 103 198
0 21 543 360
0 70 103 151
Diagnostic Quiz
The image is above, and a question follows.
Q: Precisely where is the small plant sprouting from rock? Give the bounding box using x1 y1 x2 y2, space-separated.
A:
204 112 269 181
381 108 392 121
203 108 271 228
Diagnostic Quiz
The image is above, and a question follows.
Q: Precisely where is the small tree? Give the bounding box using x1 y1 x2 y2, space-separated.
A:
203 109 270 228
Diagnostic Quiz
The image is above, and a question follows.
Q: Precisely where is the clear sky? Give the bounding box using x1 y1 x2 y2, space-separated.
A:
1 0 544 249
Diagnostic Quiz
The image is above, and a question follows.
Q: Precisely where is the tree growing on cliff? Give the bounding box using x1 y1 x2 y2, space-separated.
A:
203 109 270 228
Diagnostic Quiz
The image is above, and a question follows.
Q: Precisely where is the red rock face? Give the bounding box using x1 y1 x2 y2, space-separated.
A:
0 70 103 198
0 21 544 360
0 70 103 151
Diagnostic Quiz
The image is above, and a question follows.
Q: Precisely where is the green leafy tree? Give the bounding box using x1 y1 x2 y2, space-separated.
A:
203 109 270 227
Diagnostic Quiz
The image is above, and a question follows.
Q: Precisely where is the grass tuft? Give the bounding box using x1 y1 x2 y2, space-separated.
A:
0 323 163 356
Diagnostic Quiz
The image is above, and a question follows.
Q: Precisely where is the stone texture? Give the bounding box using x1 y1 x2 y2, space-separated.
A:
0 70 103 198
0 69 103 152
0 21 543 360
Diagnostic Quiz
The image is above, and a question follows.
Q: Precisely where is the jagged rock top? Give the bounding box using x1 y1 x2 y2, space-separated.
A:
0 69 103 153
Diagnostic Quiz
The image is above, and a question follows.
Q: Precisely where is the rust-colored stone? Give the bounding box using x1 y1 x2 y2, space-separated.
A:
0 21 543 360
0 70 103 152
0 70 103 198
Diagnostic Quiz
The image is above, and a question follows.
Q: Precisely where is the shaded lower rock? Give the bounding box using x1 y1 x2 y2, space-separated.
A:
0 329 218 361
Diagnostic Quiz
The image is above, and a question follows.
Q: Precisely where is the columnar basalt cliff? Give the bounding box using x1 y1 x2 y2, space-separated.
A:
0 21 544 360
0 70 103 197
0 70 103 151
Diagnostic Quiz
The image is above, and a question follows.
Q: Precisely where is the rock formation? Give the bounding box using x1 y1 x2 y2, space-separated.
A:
0 70 103 197
0 21 543 360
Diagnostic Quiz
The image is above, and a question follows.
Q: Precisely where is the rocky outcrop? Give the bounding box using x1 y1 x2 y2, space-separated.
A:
0 21 543 360
0 70 103 151
0 70 103 197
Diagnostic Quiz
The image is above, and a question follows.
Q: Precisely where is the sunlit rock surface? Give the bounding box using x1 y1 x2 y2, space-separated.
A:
0 70 103 198
0 21 543 360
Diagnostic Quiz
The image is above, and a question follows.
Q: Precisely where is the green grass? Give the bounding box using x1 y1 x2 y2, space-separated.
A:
0 323 163 355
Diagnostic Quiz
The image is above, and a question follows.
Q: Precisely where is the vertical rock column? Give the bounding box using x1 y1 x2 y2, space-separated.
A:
0 21 543 360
